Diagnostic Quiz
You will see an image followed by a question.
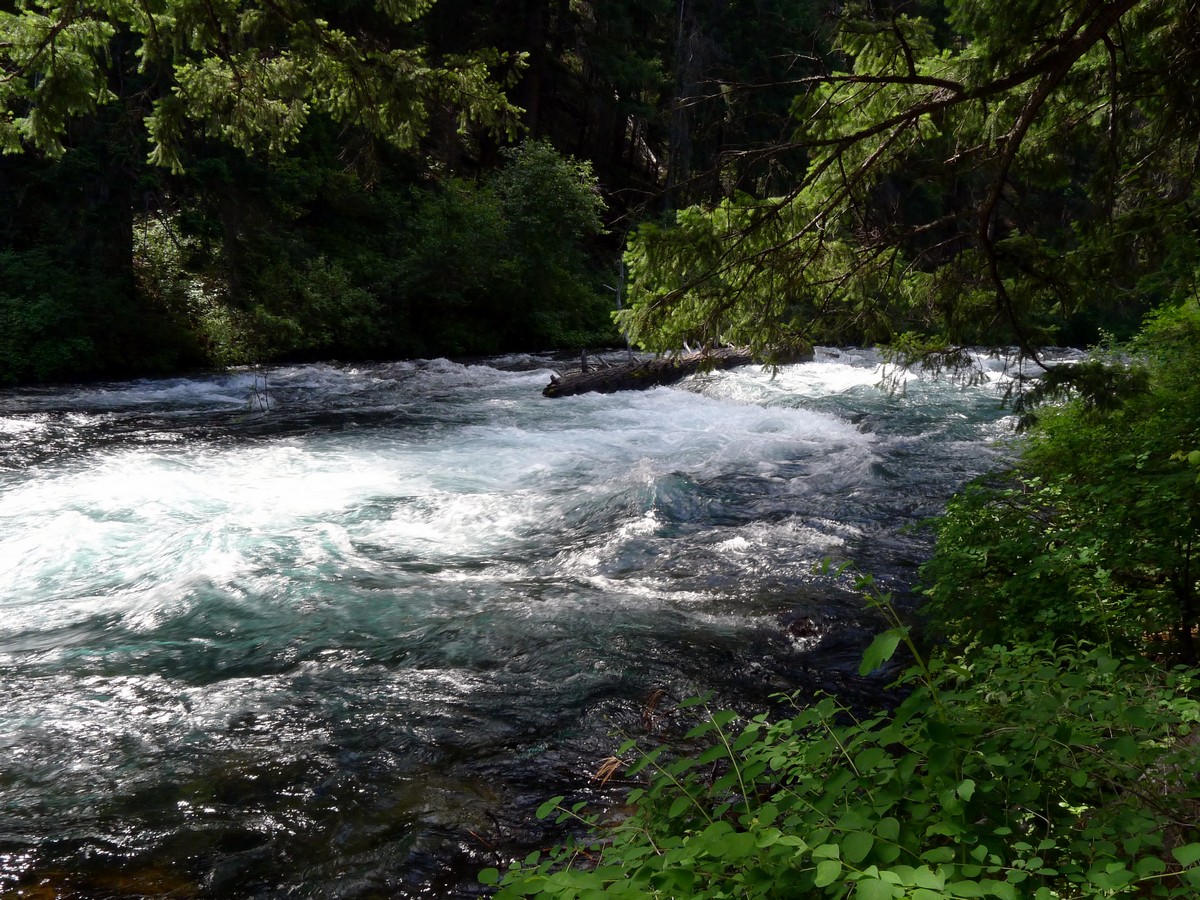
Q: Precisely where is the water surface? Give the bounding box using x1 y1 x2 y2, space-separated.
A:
0 350 1030 897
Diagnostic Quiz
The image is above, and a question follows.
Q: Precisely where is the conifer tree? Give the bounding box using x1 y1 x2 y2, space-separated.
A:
619 0 1200 364
0 0 521 169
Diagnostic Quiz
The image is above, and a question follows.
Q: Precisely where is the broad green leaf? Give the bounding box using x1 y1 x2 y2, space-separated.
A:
860 628 906 676
980 878 1016 899
913 865 945 890
815 857 843 887
1173 843 1200 867
946 880 985 897
844 830 875 863
876 817 900 841
668 795 692 818
813 842 842 859
921 847 955 863
1134 856 1167 876
855 877 896 900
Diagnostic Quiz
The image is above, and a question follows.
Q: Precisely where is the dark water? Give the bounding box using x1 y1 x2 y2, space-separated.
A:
0 349 1034 897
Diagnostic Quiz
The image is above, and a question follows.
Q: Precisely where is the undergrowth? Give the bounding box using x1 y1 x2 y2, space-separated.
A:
485 306 1200 898
484 579 1200 898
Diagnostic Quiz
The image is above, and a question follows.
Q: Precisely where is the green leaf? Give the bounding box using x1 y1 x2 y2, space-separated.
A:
535 796 564 819
855 878 896 900
844 830 876 863
946 881 985 897
668 795 692 819
815 858 843 887
478 867 500 885
1173 843 1200 867
1135 856 1167 876
717 830 756 861
913 866 946 890
1110 733 1140 761
876 817 901 841
855 746 888 771
860 628 906 676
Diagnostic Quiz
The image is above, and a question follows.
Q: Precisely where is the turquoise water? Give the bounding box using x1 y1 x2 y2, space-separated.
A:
0 350 1032 897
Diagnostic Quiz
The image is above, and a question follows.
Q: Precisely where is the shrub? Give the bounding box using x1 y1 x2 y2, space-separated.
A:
922 300 1200 660
485 637 1200 899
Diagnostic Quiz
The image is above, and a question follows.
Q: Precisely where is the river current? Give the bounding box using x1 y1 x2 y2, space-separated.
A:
0 349 1031 897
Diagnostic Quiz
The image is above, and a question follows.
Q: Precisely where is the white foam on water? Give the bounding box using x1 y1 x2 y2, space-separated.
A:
0 352 1020 877
0 352 1036 900
0 355 947 644
0 415 45 435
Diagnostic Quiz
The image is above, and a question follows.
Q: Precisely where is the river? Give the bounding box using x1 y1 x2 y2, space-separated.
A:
0 349 1031 897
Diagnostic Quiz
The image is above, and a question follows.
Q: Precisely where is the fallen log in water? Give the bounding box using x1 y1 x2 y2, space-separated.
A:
543 347 757 398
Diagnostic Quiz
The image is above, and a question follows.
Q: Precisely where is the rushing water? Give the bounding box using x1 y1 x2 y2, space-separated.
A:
0 349 1030 897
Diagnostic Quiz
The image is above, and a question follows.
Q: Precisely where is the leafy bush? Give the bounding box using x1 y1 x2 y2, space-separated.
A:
133 214 249 366
0 250 99 382
483 303 1200 899
485 636 1200 899
922 301 1200 660
249 255 384 360
395 140 616 354
1 245 192 383
489 139 610 348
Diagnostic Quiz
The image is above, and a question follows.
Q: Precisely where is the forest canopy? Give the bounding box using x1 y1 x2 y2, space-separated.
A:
619 0 1200 369
1 0 1197 383
0 0 521 165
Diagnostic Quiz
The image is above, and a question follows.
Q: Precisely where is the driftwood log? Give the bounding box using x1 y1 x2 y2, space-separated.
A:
543 347 757 398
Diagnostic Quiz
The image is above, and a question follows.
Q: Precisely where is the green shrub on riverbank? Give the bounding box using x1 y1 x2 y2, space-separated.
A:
1 140 616 384
923 301 1200 662
485 638 1200 898
484 304 1200 898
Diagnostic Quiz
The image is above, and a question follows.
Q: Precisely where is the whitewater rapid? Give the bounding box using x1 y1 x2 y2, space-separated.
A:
0 349 1036 897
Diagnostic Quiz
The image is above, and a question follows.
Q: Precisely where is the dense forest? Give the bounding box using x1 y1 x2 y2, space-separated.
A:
4 0 1200 897
9 0 1184 385
0 0 834 383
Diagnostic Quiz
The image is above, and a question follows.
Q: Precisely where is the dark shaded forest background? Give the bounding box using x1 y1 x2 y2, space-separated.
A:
0 0 823 383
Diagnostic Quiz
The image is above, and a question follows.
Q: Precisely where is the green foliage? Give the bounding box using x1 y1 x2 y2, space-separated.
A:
392 177 513 355
620 194 897 359
0 0 522 167
487 638 1200 898
922 300 1200 659
484 291 1200 896
616 0 1198 359
249 256 384 360
124 137 614 369
0 249 101 382
0 241 195 384
489 140 613 349
133 213 247 367
392 140 614 355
